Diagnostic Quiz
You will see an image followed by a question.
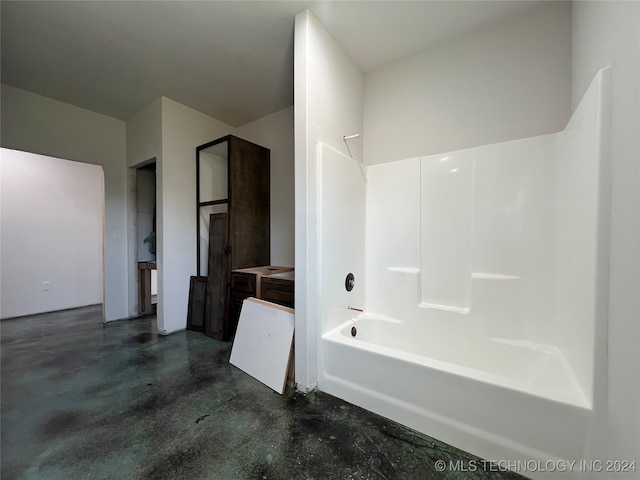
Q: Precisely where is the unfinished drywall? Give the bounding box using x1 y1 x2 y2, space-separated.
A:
0 148 104 318
0 84 128 321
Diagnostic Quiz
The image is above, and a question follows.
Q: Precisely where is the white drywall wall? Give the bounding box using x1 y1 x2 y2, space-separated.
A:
363 2 571 165
237 106 295 266
126 98 162 169
572 0 640 467
0 84 128 321
294 10 364 390
0 148 103 318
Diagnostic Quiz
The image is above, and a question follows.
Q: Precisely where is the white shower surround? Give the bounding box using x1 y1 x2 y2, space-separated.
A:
317 68 610 472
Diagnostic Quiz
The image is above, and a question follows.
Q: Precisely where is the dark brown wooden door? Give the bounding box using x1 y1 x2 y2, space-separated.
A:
186 276 207 332
204 213 229 340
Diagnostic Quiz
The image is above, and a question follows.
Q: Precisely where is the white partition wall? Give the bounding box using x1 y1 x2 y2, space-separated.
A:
294 9 364 390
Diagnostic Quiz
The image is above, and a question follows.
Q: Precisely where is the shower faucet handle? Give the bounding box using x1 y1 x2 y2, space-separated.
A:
345 273 355 292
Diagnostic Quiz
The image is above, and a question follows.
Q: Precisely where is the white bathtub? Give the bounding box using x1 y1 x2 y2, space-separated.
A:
320 315 594 470
316 70 609 476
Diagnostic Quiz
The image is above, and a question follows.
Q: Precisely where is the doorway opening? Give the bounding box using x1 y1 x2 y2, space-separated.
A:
0 148 105 319
136 162 157 315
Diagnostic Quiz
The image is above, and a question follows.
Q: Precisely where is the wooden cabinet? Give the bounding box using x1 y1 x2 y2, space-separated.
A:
195 135 271 341
138 261 156 315
229 271 256 332
229 266 294 330
261 271 295 308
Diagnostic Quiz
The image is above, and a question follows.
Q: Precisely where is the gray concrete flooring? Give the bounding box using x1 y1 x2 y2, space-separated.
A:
1 305 527 480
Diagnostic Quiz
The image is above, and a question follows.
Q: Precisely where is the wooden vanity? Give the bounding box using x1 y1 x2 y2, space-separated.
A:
261 270 295 308
229 266 294 329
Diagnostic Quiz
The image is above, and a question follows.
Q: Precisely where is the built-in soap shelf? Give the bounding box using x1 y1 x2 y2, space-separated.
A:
383 268 519 315
418 302 470 314
472 273 520 280
386 267 420 274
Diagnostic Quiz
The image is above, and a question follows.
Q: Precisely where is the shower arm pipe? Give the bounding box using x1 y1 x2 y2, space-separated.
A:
342 133 360 160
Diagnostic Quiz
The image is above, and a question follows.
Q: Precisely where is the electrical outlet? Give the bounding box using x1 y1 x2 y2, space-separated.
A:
42 281 51 291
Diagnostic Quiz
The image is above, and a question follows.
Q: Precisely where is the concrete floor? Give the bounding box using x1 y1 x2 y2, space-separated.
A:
1 305 527 480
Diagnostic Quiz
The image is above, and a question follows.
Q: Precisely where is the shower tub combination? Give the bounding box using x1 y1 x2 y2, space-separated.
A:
316 69 610 471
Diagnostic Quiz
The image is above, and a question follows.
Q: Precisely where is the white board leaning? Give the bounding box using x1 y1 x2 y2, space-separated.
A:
230 297 294 394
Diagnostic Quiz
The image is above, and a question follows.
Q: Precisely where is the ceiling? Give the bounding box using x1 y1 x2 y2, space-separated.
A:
1 1 544 126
